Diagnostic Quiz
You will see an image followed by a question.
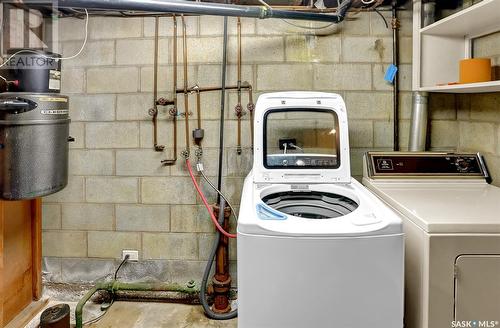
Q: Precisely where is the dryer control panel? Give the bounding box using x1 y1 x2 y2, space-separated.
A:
365 152 490 180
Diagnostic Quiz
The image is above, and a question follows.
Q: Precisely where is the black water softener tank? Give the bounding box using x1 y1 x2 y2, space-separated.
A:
2 49 62 93
0 93 71 200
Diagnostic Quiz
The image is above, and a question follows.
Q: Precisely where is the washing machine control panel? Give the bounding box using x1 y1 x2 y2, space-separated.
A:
266 154 338 168
365 152 489 180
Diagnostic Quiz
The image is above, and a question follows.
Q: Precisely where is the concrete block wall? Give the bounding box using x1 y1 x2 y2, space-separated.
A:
42 11 458 284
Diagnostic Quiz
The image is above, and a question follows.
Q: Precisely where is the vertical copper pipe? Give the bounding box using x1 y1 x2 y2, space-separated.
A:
152 16 164 152
161 15 178 165
182 15 190 156
196 89 202 130
172 16 178 161
235 17 243 155
247 85 254 150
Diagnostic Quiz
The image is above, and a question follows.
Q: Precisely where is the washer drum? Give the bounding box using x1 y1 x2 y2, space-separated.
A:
0 93 71 200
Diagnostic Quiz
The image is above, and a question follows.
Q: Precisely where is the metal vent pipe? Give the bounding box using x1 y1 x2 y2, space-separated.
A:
408 91 429 151
50 0 352 22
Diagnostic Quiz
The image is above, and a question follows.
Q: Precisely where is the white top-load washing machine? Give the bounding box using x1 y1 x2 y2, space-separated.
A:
237 92 404 328
362 152 500 328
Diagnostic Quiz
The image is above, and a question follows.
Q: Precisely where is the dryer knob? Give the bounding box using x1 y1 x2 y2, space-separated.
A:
455 158 471 173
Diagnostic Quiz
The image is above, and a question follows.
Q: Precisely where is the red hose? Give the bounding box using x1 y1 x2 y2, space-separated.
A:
186 159 237 239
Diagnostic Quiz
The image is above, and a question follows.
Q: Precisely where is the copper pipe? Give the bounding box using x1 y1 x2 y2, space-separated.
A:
181 15 190 157
156 83 253 107
152 16 165 152
237 18 242 91
193 85 203 148
161 15 178 166
175 83 251 94
247 85 254 150
196 89 201 130
235 17 243 155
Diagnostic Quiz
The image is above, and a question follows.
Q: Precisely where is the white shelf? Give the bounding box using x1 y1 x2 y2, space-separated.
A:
419 80 500 93
420 0 500 38
413 0 500 93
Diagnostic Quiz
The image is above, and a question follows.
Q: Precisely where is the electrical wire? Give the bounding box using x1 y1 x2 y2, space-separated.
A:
114 254 130 280
186 159 236 239
81 254 129 326
0 9 89 69
374 7 389 28
82 303 113 327
281 19 335 30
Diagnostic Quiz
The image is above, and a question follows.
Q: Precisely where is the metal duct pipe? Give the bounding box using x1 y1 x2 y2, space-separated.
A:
52 0 350 22
408 91 429 151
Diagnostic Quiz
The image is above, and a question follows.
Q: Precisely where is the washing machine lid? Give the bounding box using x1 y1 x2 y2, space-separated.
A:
252 92 351 184
237 180 403 237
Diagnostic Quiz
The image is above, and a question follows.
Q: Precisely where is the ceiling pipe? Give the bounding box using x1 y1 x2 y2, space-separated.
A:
49 0 352 22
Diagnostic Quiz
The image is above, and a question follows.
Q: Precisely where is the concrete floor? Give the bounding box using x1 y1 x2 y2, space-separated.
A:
88 302 237 328
26 300 237 328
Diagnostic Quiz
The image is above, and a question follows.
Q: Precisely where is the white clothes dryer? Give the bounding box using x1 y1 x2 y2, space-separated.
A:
237 92 404 328
362 151 500 328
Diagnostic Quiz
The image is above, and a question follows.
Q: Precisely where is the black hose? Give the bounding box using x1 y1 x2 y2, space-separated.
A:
199 198 237 319
216 14 228 200
391 0 399 151
199 14 237 320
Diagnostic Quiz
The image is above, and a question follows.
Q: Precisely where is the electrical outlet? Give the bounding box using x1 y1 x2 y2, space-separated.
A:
122 250 139 262
278 138 297 150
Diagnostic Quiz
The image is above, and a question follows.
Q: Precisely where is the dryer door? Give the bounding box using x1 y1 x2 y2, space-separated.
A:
454 255 500 323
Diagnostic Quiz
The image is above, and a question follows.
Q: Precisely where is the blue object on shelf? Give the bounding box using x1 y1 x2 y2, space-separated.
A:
384 64 398 83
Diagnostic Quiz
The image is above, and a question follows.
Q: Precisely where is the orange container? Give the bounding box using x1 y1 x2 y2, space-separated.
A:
459 58 492 84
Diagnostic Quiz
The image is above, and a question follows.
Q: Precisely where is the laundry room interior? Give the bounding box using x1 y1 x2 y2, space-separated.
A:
0 0 499 327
